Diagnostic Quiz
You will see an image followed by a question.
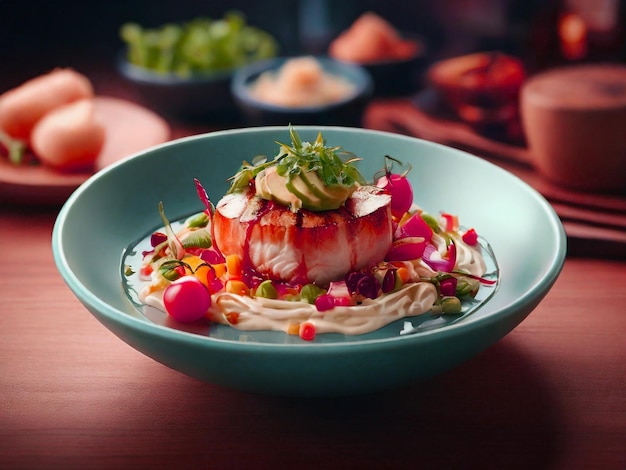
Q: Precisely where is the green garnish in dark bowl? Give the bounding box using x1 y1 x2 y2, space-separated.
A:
120 11 279 77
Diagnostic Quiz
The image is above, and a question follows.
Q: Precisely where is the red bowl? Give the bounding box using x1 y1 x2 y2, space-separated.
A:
428 52 525 125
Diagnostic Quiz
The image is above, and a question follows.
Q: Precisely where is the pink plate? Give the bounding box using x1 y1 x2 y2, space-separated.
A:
0 96 170 205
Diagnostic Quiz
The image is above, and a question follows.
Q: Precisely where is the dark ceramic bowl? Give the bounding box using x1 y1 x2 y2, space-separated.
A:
231 56 373 127
331 34 429 97
118 56 239 123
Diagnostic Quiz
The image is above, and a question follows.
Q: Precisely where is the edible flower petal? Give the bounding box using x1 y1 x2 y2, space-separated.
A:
385 236 427 261
394 212 433 241
422 242 457 273
194 178 226 261
440 212 459 232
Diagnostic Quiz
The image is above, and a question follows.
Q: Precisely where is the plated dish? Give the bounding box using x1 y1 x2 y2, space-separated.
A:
0 96 170 205
52 126 566 396
123 128 498 340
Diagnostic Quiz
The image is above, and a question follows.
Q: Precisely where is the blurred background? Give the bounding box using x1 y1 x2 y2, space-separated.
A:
1 0 624 87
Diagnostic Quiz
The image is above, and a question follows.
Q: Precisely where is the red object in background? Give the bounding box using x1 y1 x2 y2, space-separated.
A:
328 11 421 63
526 0 624 70
427 52 526 141
559 12 588 60
428 52 525 122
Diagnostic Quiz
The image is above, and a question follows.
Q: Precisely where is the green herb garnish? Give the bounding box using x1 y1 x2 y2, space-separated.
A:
0 130 27 165
120 11 278 76
227 126 366 194
158 201 184 260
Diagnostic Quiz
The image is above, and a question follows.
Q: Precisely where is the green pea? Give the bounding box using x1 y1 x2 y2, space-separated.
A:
455 276 479 297
393 271 403 292
441 296 462 314
255 280 278 299
300 284 326 304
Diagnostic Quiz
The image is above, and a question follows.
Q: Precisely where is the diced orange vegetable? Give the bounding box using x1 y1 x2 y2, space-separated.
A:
287 323 300 335
193 264 214 288
182 255 204 270
183 255 214 287
213 263 227 279
225 254 242 279
396 266 410 283
225 279 249 296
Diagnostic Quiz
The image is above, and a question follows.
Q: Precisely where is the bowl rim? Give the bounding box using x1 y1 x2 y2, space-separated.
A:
52 126 567 352
230 56 374 113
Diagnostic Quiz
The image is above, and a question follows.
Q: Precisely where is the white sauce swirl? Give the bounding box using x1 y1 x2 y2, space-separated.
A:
141 281 438 336
138 228 486 336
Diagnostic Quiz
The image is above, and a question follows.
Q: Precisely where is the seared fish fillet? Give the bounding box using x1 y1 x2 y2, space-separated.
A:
213 186 392 285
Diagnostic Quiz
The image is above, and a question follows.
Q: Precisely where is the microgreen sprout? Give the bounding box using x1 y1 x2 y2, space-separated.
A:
158 201 184 260
227 126 366 194
0 130 27 165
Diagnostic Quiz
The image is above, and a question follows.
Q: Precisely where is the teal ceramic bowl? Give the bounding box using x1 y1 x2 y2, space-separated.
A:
52 127 566 397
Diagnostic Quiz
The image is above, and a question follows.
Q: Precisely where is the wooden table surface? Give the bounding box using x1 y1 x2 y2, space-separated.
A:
1 67 625 470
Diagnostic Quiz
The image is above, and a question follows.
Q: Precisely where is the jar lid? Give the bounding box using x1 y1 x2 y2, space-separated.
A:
522 64 626 110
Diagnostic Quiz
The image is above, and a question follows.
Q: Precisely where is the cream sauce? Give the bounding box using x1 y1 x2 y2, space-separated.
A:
141 280 438 336
138 228 486 336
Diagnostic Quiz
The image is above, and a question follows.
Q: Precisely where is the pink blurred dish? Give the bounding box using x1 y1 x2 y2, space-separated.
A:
0 96 170 205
